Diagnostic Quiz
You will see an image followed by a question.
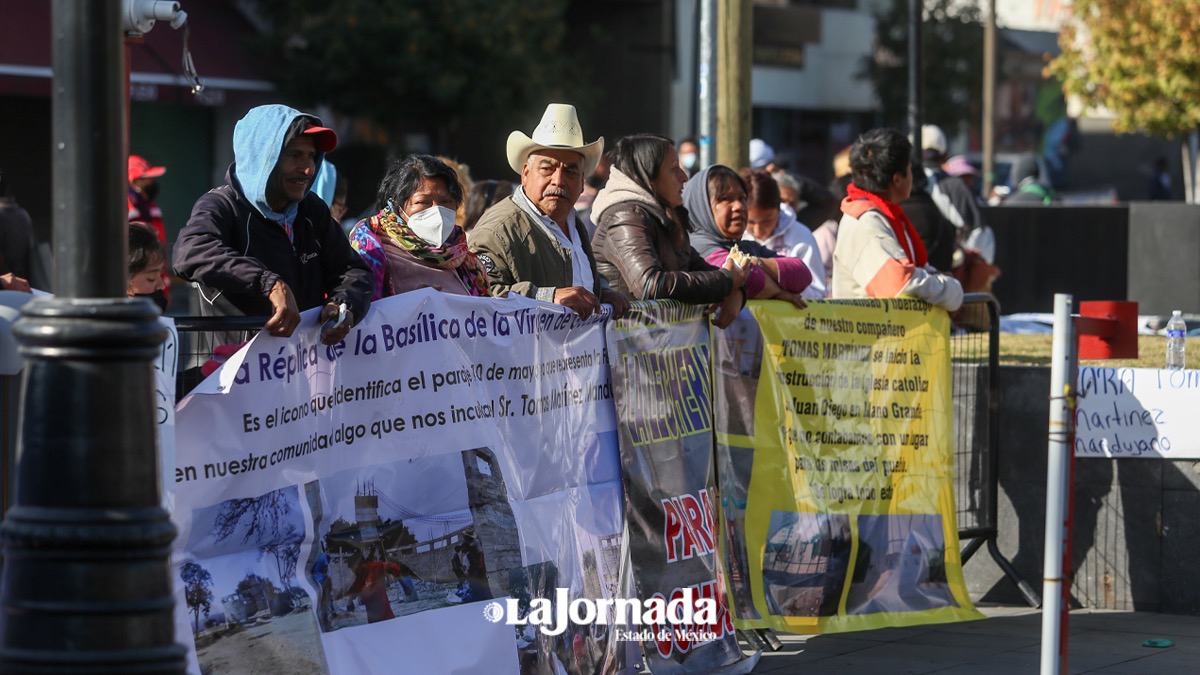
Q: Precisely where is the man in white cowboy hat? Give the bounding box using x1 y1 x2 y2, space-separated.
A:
469 103 628 319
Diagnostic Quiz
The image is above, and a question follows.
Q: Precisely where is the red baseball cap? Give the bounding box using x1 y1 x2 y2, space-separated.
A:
302 125 338 153
128 155 166 183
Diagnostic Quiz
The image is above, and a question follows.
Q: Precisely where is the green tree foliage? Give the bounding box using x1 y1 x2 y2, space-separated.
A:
380 518 417 550
328 517 355 533
862 0 986 132
251 0 579 142
237 573 279 596
181 562 215 633
1047 0 1200 137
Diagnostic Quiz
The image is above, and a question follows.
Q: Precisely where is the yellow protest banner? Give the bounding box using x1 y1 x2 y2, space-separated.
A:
714 299 982 633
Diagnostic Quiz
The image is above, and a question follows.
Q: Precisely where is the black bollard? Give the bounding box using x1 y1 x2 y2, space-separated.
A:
0 0 185 671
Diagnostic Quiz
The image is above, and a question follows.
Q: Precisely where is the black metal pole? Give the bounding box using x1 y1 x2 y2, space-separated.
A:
0 0 185 671
907 0 922 142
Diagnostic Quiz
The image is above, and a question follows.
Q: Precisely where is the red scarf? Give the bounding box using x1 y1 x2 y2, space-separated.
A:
845 183 927 267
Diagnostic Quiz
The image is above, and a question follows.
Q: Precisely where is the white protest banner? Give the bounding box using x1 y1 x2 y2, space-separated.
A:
1075 367 1200 458
156 317 177 508
172 289 629 675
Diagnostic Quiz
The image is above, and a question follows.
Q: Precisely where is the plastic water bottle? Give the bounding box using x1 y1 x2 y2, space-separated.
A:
1166 310 1187 370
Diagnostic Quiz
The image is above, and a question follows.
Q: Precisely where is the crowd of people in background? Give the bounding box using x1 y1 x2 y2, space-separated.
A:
155 102 973 339
0 99 1129 655
1 100 1074 330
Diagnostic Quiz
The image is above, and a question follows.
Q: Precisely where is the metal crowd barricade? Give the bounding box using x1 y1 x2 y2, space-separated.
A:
173 315 267 402
951 293 1039 607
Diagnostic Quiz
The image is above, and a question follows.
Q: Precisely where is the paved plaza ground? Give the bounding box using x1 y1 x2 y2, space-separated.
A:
753 605 1200 674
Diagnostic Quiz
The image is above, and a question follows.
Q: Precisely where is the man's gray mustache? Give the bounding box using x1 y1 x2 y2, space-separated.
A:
543 188 570 199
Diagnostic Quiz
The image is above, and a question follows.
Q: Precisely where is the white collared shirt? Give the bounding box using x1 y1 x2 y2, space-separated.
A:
513 185 595 296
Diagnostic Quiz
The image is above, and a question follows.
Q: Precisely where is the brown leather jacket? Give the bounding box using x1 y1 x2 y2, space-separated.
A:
592 202 733 304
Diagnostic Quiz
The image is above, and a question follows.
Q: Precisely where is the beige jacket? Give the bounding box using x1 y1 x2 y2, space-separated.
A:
831 199 963 311
467 197 602 301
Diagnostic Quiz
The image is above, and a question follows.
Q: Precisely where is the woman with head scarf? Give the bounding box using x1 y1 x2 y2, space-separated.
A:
349 155 489 298
684 166 812 307
590 134 747 328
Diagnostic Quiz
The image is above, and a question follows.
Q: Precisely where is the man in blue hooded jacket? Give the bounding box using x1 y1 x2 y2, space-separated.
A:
174 105 372 345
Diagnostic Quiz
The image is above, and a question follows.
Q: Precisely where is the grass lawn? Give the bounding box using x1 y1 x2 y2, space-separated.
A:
996 334 1198 370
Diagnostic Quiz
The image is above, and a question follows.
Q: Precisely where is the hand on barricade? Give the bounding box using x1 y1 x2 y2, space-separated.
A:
710 289 744 329
774 291 807 310
600 289 630 320
553 286 601 320
0 273 30 293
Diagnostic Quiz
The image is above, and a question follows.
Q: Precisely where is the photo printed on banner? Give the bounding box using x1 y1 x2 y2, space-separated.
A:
182 485 327 674
761 511 851 617
712 311 764 438
715 443 761 621
301 449 516 632
845 514 958 615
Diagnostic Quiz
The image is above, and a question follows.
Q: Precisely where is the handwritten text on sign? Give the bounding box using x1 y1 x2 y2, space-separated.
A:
1075 367 1200 458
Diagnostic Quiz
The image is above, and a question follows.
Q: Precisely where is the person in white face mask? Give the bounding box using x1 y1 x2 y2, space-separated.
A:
348 155 489 298
677 137 700 178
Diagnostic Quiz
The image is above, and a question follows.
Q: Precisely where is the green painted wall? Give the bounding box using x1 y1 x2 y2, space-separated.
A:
130 102 215 252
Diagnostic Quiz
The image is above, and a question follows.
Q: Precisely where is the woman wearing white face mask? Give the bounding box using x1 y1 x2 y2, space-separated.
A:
677 137 700 178
349 155 489 297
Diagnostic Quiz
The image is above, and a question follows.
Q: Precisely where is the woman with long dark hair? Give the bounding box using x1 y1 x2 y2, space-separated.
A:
590 135 746 327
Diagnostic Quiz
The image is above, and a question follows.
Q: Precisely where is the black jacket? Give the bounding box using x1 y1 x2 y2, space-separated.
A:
174 165 372 323
0 197 33 280
901 191 956 273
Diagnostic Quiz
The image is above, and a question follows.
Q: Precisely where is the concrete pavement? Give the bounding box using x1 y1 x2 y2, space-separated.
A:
751 605 1200 674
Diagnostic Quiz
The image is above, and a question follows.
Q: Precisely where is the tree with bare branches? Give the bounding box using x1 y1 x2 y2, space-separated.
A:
213 489 294 545
261 525 304 600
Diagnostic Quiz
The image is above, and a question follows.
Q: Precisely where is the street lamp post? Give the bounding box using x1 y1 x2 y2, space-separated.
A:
907 0 922 141
982 0 996 198
0 0 184 671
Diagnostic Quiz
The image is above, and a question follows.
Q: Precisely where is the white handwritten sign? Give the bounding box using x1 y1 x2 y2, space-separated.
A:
156 317 177 507
1075 367 1200 458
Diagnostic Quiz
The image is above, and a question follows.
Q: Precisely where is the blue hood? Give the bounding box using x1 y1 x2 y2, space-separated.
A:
312 159 338 208
232 104 327 222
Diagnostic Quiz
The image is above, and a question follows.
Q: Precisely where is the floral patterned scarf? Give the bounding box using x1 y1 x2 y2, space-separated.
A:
369 207 489 297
